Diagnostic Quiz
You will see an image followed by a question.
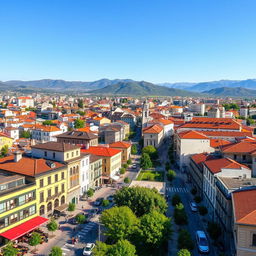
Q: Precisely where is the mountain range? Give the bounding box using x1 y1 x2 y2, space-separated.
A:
0 78 256 96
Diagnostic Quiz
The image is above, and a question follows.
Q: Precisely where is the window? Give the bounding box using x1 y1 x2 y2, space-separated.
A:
252 234 256 246
55 174 58 182
234 154 237 160
76 150 78 156
55 186 58 195
72 152 74 157
44 151 47 157
40 192 44 203
61 183 65 193
48 176 51 185
48 189 51 197
242 155 246 161
53 152 56 159
70 168 72 176
67 153 69 159
61 172 65 179
40 179 44 188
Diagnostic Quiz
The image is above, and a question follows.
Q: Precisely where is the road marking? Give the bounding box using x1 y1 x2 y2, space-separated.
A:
62 248 70 252
166 187 188 193
65 244 75 248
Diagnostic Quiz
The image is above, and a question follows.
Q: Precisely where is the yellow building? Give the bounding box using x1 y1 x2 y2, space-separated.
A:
0 132 13 149
109 141 131 164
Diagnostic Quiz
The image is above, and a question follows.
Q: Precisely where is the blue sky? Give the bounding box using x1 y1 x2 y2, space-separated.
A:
1 0 256 83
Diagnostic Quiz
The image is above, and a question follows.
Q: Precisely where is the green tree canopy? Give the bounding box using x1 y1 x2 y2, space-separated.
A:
178 229 194 251
131 144 137 155
108 240 137 256
78 99 84 108
1 145 8 157
68 202 75 212
93 241 110 256
2 242 18 256
167 170 176 181
74 118 85 129
142 145 158 159
75 214 86 224
114 186 167 217
136 210 171 247
47 218 58 234
177 249 191 256
42 120 54 125
49 246 62 256
29 232 42 249
140 153 152 170
20 130 31 138
100 206 139 242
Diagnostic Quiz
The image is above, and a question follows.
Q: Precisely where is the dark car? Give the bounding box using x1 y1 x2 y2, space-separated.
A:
107 195 114 202
68 217 78 225
94 197 104 206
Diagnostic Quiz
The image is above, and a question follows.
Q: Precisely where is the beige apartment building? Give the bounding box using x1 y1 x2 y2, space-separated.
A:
142 124 164 148
109 141 131 164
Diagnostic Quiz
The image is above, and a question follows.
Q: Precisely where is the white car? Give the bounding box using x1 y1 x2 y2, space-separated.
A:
83 243 95 255
196 231 209 254
190 201 198 212
132 164 137 169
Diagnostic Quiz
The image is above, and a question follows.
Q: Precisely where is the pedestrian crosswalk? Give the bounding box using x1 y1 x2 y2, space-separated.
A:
77 222 97 239
166 187 188 193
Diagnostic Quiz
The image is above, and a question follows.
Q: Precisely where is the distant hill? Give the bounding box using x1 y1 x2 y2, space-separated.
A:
5 79 135 91
203 87 256 97
89 81 200 96
158 82 196 89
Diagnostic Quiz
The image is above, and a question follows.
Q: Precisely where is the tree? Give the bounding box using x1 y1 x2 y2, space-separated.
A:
167 170 176 181
178 229 194 251
140 153 152 170
142 145 158 160
47 218 58 235
172 194 181 206
124 177 130 184
78 99 84 109
194 196 202 203
20 130 31 138
1 145 8 157
42 120 53 125
123 163 128 169
74 118 85 129
177 249 191 256
100 206 139 242
127 159 132 165
68 202 75 212
87 188 94 197
49 246 62 256
207 222 222 241
114 186 167 217
76 110 85 116
131 144 137 155
190 187 197 195
102 199 110 207
93 241 110 256
108 240 137 256
2 242 18 256
136 210 171 248
29 232 42 250
174 203 188 225
198 206 208 216
120 167 126 174
76 214 86 224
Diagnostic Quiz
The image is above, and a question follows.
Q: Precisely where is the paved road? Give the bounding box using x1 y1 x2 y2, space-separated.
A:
167 168 216 256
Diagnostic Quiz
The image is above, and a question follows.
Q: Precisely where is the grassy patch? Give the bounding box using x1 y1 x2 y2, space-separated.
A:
136 170 164 181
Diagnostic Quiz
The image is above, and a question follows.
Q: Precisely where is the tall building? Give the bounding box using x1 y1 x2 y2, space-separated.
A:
142 100 150 128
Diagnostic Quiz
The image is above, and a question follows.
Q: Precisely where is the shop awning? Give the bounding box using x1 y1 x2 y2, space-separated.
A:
102 175 110 180
0 216 48 240
111 175 120 181
54 203 68 212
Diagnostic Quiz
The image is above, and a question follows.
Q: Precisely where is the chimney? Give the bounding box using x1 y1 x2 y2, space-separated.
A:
14 151 22 162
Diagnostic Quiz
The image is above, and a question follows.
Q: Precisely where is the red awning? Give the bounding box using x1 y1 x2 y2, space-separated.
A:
0 216 48 240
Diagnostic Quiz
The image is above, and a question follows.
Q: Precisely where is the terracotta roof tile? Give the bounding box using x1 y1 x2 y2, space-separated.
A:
82 146 121 157
109 141 131 149
143 124 163 134
178 130 209 139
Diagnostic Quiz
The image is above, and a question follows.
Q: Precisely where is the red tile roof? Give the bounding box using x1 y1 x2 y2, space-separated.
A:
143 124 163 134
191 153 216 168
222 141 256 154
232 189 256 225
204 158 250 174
81 146 121 157
199 130 253 138
0 155 65 177
109 141 131 149
178 130 209 139
210 139 232 148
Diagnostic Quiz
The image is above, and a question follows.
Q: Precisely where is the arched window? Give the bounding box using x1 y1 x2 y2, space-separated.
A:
39 205 45 215
47 202 52 212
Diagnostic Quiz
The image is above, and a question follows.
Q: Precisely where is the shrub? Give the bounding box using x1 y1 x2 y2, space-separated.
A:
120 168 126 174
198 206 208 216
174 203 188 225
127 159 132 165
87 188 94 197
124 177 130 184
194 196 202 203
102 199 110 207
49 246 62 256
165 162 170 171
47 218 58 235
123 163 128 169
177 249 191 256
190 187 197 195
178 229 194 251
167 170 176 181
68 202 75 212
75 214 86 224
172 194 181 206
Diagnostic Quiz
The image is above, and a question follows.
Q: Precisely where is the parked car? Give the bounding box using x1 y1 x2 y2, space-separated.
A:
83 243 95 255
107 195 114 202
190 201 198 212
196 230 209 254
68 217 78 225
132 164 137 169
94 197 104 206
